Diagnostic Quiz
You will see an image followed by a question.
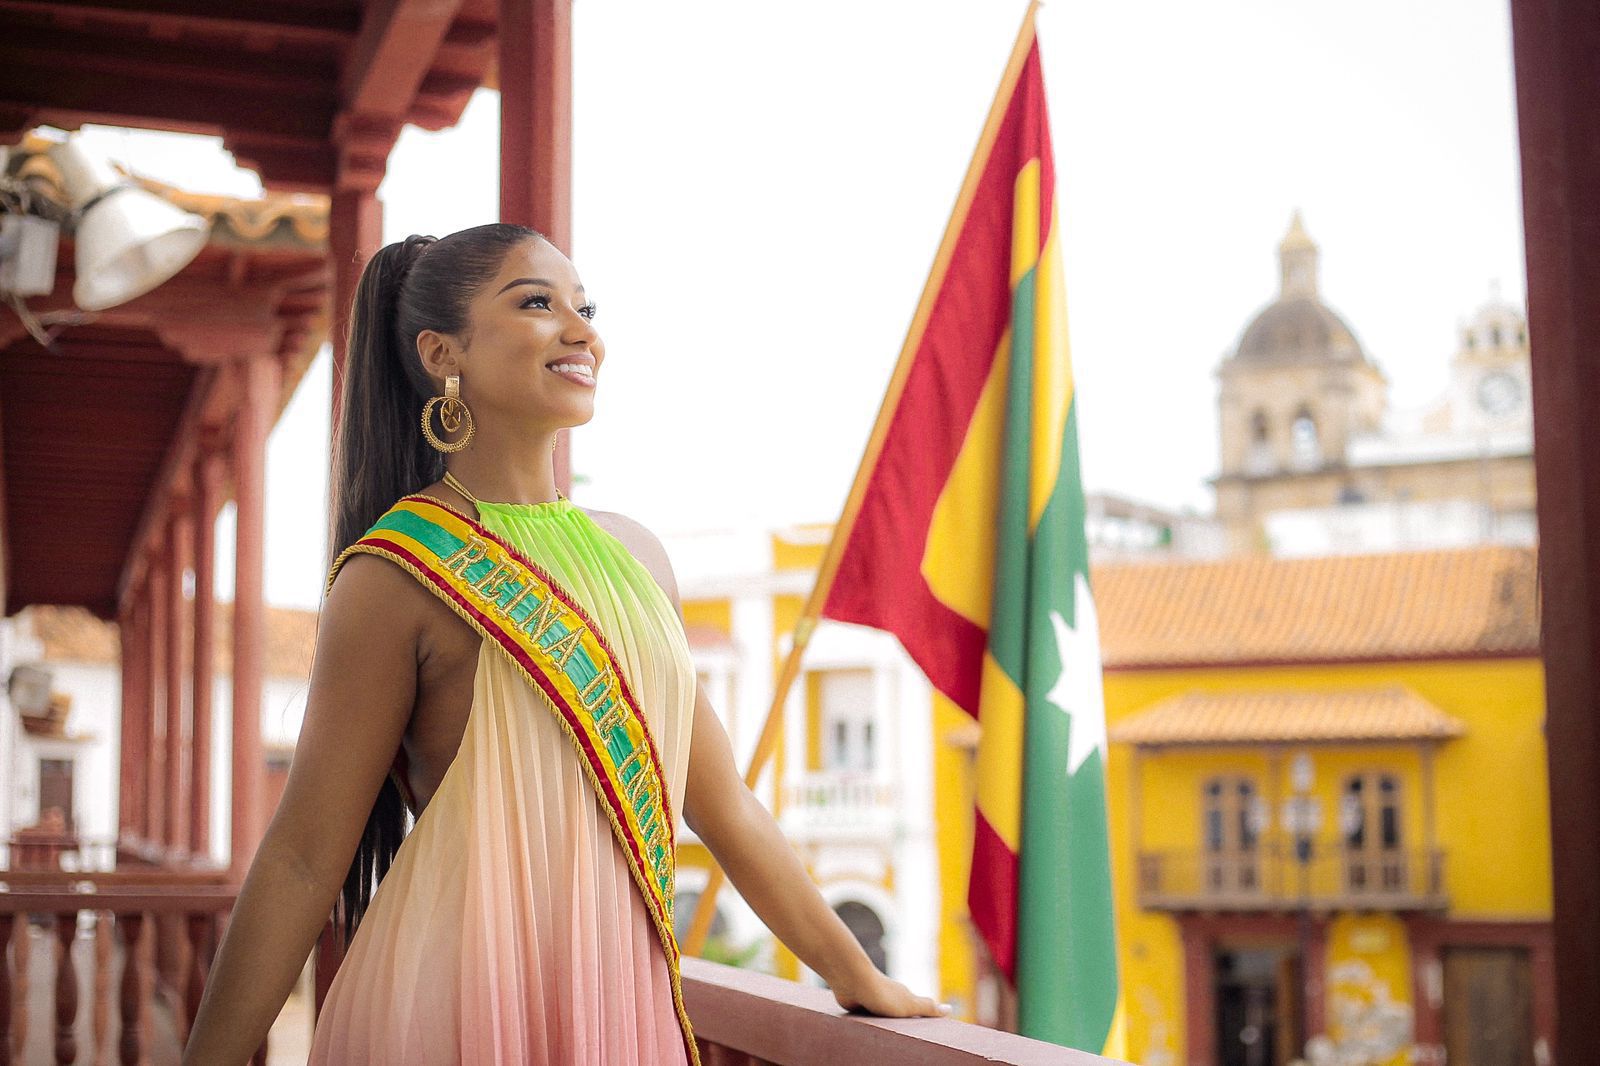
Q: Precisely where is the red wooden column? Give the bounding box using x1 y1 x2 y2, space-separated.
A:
230 356 278 881
329 189 383 435
499 0 574 495
145 554 168 850
190 450 224 860
164 505 193 856
1510 0 1600 1055
117 593 149 843
131 590 153 841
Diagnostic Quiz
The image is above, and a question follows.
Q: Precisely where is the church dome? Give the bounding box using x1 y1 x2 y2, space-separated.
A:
1235 296 1367 364
1229 211 1370 367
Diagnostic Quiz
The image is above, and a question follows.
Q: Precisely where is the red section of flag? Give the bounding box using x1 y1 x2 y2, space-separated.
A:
819 44 1051 719
969 810 1020 980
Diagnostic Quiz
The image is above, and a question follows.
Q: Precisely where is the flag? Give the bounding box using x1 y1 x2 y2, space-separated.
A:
816 6 1119 1052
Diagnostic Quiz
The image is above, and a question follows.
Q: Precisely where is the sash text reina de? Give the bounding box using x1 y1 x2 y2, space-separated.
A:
438 533 669 855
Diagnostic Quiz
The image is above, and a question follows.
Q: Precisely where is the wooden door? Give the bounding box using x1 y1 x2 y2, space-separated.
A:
1442 947 1534 1066
37 757 75 831
1203 776 1262 899
1342 771 1405 895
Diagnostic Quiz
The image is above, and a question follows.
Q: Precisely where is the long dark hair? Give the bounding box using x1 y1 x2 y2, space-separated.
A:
327 222 545 945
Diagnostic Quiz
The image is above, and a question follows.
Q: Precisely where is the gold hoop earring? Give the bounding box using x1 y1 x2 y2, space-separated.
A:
421 373 475 453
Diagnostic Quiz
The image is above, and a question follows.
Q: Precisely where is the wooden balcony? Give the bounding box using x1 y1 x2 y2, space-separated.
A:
1136 845 1448 913
3 864 1121 1065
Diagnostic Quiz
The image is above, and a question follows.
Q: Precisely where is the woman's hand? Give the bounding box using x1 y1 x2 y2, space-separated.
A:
830 967 951 1019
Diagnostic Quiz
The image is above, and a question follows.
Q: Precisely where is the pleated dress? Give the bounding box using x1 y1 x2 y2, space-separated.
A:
308 496 697 1065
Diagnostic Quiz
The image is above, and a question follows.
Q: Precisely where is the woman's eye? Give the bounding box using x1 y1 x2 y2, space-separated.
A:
519 294 597 320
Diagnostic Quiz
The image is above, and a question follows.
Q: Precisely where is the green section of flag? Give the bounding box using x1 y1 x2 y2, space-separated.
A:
995 263 1119 1051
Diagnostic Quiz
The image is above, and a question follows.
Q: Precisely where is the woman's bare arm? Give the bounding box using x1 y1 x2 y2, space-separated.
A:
611 514 947 1018
182 554 422 1065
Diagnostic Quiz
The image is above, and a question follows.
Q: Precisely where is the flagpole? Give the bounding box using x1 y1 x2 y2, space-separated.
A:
681 0 1043 959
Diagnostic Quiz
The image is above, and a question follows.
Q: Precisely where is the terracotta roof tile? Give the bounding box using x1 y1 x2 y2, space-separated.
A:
15 132 328 250
1093 545 1539 668
22 604 318 680
1108 687 1467 746
683 623 735 651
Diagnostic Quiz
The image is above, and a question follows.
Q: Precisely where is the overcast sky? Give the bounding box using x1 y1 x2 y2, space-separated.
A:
80 0 1526 610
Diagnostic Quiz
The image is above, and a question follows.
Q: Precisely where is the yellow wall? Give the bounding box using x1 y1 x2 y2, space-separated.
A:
1325 912 1414 1066
1095 656 1549 1065
681 596 732 635
933 690 981 1020
771 529 830 572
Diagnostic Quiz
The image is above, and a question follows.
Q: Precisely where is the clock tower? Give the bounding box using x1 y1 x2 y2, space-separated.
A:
1448 286 1533 435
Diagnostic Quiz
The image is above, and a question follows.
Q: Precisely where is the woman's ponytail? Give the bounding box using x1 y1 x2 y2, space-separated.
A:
324 223 544 945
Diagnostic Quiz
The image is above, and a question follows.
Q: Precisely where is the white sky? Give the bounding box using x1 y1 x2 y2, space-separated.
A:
79 0 1526 610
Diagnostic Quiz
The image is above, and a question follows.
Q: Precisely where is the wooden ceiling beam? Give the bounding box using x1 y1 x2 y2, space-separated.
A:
340 0 464 117
334 0 465 189
115 364 218 613
0 25 340 97
0 0 360 47
0 67 333 144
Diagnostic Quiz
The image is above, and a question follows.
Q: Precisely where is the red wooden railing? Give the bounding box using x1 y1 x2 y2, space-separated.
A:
0 869 263 1066
6 877 1119 1065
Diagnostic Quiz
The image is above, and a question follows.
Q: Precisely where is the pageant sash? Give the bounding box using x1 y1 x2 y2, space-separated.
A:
326 495 699 1065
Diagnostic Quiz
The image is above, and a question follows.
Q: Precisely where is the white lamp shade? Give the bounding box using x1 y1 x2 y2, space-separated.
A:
72 188 210 311
48 135 211 311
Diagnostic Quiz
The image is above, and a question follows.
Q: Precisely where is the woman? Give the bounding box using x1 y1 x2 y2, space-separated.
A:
182 223 948 1065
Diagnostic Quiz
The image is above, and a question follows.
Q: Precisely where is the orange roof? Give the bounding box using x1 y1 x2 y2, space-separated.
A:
1094 545 1539 668
1108 687 1467 746
23 604 318 681
683 623 735 651
15 132 328 251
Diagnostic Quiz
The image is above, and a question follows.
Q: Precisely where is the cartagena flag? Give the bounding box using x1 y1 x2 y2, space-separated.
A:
816 5 1119 1053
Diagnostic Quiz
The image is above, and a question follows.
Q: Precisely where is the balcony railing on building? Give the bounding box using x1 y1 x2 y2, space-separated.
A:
1137 844 1448 912
779 771 902 837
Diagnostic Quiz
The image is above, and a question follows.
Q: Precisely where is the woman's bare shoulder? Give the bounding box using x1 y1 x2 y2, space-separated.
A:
582 508 680 610
321 551 438 645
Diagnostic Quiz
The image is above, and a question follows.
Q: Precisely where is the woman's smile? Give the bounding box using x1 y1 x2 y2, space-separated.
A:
546 353 597 387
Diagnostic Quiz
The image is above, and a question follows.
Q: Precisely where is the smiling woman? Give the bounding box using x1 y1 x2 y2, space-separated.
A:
180 224 946 1066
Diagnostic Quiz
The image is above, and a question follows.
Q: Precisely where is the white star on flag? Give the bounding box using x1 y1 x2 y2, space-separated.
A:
1044 573 1107 777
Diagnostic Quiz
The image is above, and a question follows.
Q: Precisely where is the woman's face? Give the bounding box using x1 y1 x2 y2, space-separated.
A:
427 236 604 434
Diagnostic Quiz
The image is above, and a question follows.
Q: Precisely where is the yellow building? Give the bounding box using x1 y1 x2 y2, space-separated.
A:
669 512 1551 1066
670 521 943 1000
1097 545 1552 1066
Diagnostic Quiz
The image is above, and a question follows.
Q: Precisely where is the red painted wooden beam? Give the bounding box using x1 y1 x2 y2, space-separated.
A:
340 0 464 117
498 0 571 251
0 0 361 46
499 0 573 494
1510 0 1600 1057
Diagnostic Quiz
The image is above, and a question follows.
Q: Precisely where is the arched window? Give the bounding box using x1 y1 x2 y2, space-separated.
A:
672 888 730 945
1245 410 1273 474
833 900 888 975
1291 407 1320 469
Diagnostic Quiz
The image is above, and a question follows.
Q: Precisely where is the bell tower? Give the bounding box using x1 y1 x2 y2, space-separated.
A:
1279 209 1319 298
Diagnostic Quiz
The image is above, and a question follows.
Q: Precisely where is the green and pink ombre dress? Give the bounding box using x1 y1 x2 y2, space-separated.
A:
308 497 697 1065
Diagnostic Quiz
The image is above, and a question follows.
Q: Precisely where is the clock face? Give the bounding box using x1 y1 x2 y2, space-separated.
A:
1477 370 1523 417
